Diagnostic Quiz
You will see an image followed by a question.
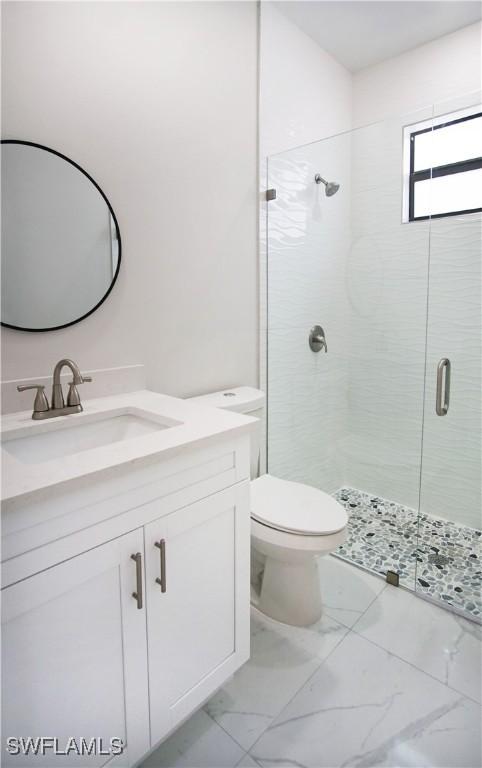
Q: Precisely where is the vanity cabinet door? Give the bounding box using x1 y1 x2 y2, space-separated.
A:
145 483 250 746
1 529 150 767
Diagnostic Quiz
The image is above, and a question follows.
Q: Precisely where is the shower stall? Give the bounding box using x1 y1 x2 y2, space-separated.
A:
264 97 481 622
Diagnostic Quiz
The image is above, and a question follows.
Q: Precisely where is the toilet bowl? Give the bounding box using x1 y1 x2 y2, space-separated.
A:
250 474 347 625
187 387 348 626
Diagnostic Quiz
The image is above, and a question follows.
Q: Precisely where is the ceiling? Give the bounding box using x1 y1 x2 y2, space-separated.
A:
275 1 482 72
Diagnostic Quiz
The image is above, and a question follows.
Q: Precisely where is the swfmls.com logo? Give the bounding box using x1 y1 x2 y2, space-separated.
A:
6 737 125 757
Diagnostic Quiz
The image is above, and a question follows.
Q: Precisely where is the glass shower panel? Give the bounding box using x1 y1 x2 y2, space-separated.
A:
416 97 482 620
266 115 432 589
266 129 353 495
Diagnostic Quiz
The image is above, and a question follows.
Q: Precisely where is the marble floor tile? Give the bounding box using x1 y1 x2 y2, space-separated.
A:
353 585 482 703
204 607 348 751
235 754 260 767
319 554 386 628
140 709 244 768
251 632 482 768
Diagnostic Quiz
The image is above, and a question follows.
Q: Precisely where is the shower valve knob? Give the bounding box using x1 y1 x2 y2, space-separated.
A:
309 325 327 353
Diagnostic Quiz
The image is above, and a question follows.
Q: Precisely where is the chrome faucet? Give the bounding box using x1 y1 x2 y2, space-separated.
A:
17 359 92 420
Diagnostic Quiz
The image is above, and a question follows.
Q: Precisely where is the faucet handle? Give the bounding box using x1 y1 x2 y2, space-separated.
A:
17 384 50 415
67 375 92 386
66 376 91 407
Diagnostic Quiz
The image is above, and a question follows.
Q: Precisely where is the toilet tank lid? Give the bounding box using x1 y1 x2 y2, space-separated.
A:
187 386 265 414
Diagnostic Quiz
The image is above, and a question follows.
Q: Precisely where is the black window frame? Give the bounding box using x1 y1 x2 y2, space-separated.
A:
408 111 482 221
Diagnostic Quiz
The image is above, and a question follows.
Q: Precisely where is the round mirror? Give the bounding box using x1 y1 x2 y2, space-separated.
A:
1 140 121 332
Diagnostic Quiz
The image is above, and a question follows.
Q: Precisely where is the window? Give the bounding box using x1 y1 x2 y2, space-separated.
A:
405 110 482 221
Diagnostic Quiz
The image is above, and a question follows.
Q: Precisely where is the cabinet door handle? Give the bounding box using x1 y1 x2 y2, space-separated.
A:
436 358 451 416
154 540 166 593
131 552 143 609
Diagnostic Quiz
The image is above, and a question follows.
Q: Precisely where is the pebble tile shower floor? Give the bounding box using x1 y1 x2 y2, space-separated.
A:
333 487 482 621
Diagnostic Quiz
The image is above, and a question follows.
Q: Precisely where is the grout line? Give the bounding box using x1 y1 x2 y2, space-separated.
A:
323 560 388 632
246 624 351 758
349 620 482 708
331 580 389 635
247 563 441 755
248 620 481 762
323 588 388 632
245 574 394 756
202 707 250 753
236 751 261 767
206 562 480 763
210 560 391 756
205 604 352 755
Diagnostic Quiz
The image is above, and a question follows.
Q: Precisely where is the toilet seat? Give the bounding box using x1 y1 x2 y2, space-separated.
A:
250 474 348 536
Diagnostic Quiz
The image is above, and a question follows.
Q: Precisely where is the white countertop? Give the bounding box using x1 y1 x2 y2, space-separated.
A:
1 390 256 503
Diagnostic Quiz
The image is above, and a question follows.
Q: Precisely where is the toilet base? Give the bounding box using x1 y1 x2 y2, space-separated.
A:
257 555 322 627
250 514 347 628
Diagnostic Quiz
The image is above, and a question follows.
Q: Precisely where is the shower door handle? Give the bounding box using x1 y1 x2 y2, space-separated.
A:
436 358 451 416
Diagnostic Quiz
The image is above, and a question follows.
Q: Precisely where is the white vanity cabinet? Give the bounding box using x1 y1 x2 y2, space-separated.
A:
144 485 250 745
1 418 252 768
2 528 150 767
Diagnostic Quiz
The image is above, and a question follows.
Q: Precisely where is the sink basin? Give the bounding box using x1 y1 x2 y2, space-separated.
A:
2 410 179 465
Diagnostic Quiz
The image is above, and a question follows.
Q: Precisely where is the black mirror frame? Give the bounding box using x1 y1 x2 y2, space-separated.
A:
1 139 122 333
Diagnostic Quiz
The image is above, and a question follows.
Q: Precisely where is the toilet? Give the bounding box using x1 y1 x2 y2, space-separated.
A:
187 386 348 626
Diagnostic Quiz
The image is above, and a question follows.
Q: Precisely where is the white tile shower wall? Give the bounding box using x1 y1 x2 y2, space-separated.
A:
267 138 352 494
259 1 352 480
259 3 353 159
1 2 258 398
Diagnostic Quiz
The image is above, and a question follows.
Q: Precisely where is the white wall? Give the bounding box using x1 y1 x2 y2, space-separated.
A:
259 2 352 483
1 1 258 398
259 2 352 158
353 22 482 125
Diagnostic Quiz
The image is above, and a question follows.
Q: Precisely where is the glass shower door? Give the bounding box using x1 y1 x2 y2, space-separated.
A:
416 98 482 620
266 113 432 591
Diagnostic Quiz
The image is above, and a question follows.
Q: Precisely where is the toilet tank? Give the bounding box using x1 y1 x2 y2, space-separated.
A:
186 386 265 479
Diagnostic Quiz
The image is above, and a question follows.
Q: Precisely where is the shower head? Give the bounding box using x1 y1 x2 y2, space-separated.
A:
325 181 340 197
315 174 340 196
